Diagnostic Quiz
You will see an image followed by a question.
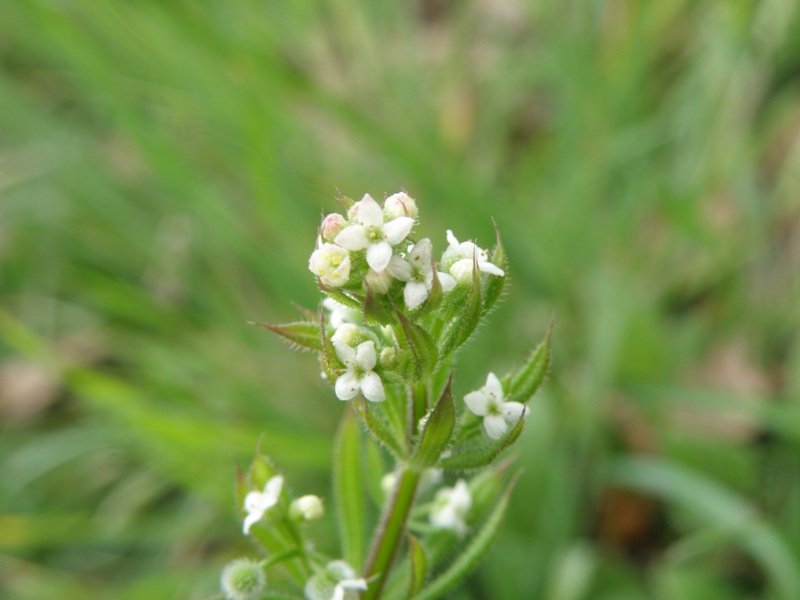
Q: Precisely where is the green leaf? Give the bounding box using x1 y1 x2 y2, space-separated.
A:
407 534 429 597
252 320 322 352
412 376 456 468
482 220 508 315
439 261 482 356
319 310 343 381
318 283 364 310
440 410 526 471
354 398 408 459
364 278 394 324
334 408 366 569
505 317 553 405
608 457 800 600
394 305 439 379
413 475 518 600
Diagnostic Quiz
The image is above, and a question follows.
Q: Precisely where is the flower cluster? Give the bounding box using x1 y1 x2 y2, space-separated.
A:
309 192 505 406
226 191 551 600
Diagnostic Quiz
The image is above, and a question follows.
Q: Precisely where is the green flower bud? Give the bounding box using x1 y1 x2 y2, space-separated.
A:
220 558 266 600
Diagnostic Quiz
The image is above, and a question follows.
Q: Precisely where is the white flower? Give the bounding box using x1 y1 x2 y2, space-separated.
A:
309 243 351 287
441 230 504 285
290 495 324 522
330 323 362 346
464 372 525 439
430 479 471 536
322 298 356 329
334 340 385 402
334 194 415 272
383 191 419 219
305 561 368 600
243 475 284 534
386 239 456 309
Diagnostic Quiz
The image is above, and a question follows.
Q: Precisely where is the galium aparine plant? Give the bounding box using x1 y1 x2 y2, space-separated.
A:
221 191 552 600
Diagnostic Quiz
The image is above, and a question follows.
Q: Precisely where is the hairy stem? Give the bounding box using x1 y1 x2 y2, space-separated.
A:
362 466 421 600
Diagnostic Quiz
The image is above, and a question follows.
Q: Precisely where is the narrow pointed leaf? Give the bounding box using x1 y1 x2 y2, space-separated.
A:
504 318 553 405
334 409 366 569
364 279 394 324
440 409 526 471
318 283 364 310
482 220 508 314
253 321 322 352
413 376 456 468
440 260 482 356
355 398 408 459
407 534 429 596
319 311 343 381
394 305 438 379
412 477 518 600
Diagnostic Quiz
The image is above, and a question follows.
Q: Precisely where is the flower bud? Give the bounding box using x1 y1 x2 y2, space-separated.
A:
220 558 266 600
330 323 361 346
383 192 418 220
290 495 324 522
365 268 392 294
379 347 397 369
381 472 398 497
321 213 346 242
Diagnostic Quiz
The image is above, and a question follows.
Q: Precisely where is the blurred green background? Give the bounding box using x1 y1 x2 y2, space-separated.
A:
2 1 800 598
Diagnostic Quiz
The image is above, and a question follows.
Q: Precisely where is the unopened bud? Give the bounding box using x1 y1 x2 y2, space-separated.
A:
384 192 418 220
321 213 346 242
220 558 266 600
290 495 324 522
365 268 392 294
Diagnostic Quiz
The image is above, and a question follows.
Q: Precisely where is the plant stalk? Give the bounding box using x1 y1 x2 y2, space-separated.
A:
362 466 421 600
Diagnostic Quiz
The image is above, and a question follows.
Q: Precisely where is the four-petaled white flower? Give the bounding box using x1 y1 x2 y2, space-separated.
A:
243 475 284 534
334 194 415 272
464 372 525 439
387 239 456 309
430 479 472 536
334 340 385 402
309 243 351 287
441 230 505 285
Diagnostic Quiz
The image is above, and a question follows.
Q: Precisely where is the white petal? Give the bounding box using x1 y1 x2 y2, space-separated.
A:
502 402 526 423
334 341 356 365
243 511 262 534
382 216 415 245
484 414 508 439
485 373 504 398
339 578 368 592
355 341 377 371
438 272 456 292
331 586 345 600
404 281 429 309
409 238 433 266
366 241 393 272
478 261 505 277
334 225 369 250
464 390 489 416
335 372 360 400
244 491 264 513
446 230 459 247
360 371 385 402
450 258 474 285
387 256 413 281
356 194 384 226
263 475 284 506
451 480 472 511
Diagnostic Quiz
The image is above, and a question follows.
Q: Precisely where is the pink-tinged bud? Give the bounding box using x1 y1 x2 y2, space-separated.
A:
321 213 346 242
383 192 418 220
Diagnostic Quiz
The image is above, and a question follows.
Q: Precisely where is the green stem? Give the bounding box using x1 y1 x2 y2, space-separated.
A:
362 466 421 600
410 380 428 438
